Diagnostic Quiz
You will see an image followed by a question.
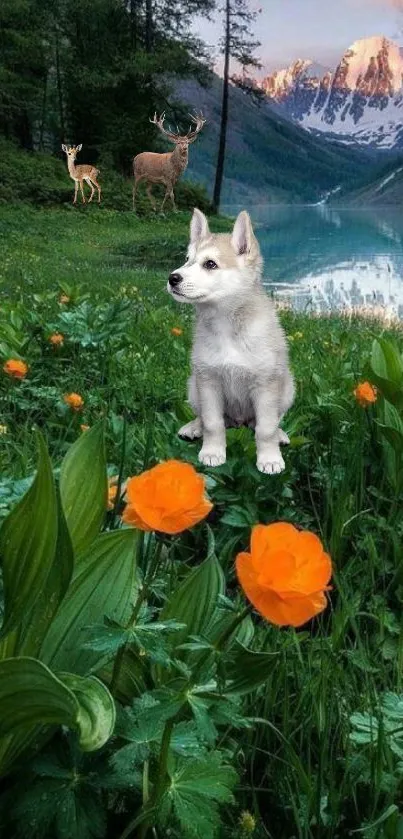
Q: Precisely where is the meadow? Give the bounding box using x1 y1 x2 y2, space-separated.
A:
1 203 403 839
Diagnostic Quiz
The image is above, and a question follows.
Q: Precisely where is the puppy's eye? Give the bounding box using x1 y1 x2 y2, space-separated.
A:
203 259 218 270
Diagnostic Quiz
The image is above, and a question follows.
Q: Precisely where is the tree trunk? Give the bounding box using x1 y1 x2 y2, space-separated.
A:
145 0 153 52
130 0 138 51
39 69 48 150
55 26 65 142
212 0 230 214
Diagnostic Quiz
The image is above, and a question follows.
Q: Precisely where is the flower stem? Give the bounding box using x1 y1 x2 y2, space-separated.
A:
110 536 164 695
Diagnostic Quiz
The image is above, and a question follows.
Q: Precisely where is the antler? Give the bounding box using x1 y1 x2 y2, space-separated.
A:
185 112 206 141
149 111 206 144
149 112 181 142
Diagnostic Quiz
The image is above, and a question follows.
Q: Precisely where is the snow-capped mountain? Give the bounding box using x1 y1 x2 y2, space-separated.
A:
260 36 403 150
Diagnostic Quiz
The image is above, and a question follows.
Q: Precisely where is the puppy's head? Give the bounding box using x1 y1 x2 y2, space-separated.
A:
167 208 263 305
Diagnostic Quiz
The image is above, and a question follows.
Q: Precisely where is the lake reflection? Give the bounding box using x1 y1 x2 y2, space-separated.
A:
221 205 403 319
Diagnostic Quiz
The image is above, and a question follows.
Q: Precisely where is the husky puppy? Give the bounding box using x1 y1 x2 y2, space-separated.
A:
167 208 295 474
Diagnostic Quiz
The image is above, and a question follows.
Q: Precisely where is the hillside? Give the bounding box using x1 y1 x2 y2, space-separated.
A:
171 76 372 205
331 157 403 205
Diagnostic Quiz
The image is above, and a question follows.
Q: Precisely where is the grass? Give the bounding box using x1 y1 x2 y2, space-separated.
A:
1 204 403 838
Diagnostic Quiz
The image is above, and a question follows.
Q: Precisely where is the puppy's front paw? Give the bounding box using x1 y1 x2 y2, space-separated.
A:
198 447 226 467
257 447 285 475
278 428 290 445
178 418 203 440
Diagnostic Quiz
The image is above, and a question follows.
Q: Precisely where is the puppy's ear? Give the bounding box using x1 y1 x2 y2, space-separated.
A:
190 208 210 245
61 144 67 152
231 210 255 256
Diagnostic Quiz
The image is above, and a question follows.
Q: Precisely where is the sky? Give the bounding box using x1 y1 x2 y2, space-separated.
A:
192 0 403 76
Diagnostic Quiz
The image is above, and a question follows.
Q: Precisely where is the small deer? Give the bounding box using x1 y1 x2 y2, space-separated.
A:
61 144 101 204
132 112 206 213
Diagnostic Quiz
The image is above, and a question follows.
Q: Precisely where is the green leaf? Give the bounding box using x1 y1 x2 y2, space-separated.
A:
0 432 58 639
154 555 225 683
11 780 106 839
351 805 398 833
376 399 403 453
223 642 278 696
59 422 107 555
58 672 116 751
0 658 115 776
220 505 256 529
0 490 75 777
160 753 237 839
41 529 138 675
370 338 403 404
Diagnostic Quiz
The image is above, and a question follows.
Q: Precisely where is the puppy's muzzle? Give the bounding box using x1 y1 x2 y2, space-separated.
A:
168 272 182 287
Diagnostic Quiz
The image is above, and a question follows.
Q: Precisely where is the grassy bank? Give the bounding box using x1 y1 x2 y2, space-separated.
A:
1 205 403 839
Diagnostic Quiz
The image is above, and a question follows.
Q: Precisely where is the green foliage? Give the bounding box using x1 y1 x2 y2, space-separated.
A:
159 753 237 839
0 432 58 638
2 207 403 839
59 422 107 555
0 657 115 773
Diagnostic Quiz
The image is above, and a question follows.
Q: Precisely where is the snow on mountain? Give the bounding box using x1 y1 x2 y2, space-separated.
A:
260 36 403 150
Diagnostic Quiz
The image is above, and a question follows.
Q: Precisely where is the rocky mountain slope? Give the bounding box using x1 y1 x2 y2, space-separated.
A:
171 74 371 205
260 36 403 150
331 158 403 205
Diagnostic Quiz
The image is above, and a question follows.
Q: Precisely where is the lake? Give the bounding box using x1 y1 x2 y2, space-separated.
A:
221 205 403 320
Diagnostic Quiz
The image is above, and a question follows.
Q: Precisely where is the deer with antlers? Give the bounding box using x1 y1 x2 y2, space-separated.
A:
61 144 101 204
132 112 206 213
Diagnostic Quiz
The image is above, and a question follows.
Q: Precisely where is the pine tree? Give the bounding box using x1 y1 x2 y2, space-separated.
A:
212 0 261 213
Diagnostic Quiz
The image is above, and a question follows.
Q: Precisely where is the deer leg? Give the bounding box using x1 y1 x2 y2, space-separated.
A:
132 177 139 211
79 180 86 204
92 178 101 204
170 189 177 212
146 183 157 211
73 181 78 204
161 186 170 213
85 177 95 203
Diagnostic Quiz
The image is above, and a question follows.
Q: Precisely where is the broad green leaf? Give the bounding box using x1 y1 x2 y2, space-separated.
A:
207 611 254 651
0 486 74 660
58 673 115 750
11 779 106 839
18 486 75 657
99 647 147 705
0 432 58 639
223 641 278 695
0 489 75 771
41 529 138 675
351 805 398 834
59 422 107 555
376 399 403 453
159 753 237 839
154 555 225 683
370 338 403 405
0 658 115 776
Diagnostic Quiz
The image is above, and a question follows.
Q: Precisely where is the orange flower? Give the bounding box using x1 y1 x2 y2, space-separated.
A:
64 392 84 411
107 486 118 510
236 522 332 628
3 359 28 379
80 424 90 433
122 459 213 534
49 332 64 346
107 475 119 510
59 294 70 304
354 381 377 407
171 327 183 336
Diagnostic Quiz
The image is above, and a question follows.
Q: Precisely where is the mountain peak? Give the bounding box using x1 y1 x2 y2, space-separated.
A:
341 35 403 94
258 35 403 150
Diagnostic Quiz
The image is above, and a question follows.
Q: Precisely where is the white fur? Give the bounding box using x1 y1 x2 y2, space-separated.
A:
167 208 295 474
